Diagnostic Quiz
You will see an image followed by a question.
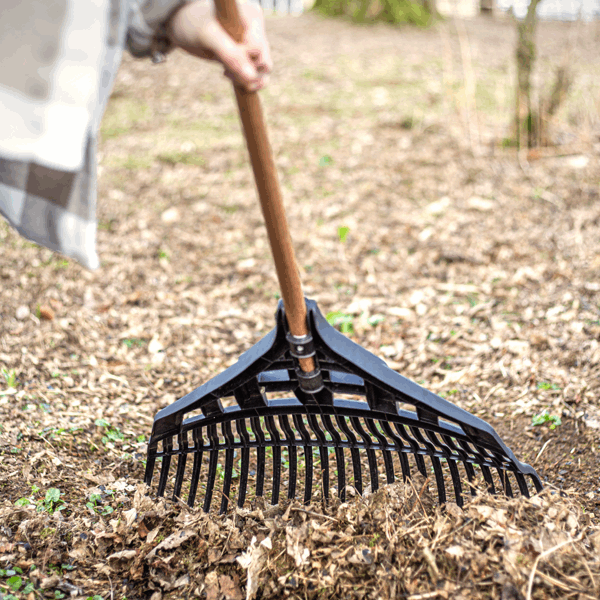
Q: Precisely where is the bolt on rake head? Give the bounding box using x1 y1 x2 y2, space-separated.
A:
145 299 543 513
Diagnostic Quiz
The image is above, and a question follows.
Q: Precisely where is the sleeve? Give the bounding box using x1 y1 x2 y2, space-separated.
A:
125 0 192 61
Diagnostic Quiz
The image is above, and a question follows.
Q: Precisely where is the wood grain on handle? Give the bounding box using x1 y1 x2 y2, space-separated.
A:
213 0 315 372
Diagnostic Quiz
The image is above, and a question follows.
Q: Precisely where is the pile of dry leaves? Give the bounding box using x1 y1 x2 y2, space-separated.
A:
2 481 599 599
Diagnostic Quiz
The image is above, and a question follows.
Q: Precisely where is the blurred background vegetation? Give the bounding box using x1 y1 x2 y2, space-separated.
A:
312 0 436 26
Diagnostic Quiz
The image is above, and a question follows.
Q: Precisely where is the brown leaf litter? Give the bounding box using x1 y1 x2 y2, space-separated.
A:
2 482 599 599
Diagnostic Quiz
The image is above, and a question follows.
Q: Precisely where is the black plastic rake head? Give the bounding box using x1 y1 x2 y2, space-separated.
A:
144 299 543 513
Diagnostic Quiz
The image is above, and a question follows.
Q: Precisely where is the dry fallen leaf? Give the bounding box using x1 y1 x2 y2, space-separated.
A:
123 507 137 528
38 305 54 320
145 528 197 559
237 536 272 600
286 525 310 568
445 545 465 559
219 574 244 600
107 549 136 561
205 571 220 600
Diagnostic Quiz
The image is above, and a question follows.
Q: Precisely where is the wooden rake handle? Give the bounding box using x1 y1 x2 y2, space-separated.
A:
214 0 315 372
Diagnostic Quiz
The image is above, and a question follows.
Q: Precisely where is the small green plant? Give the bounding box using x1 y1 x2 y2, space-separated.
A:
41 488 64 513
15 484 63 513
15 497 34 508
6 575 22 592
158 248 170 261
532 411 562 430
98 219 115 232
537 381 561 391
367 314 385 326
95 418 125 445
120 155 153 170
318 154 333 167
337 225 350 243
86 493 114 516
157 151 205 167
501 137 518 148
1 368 17 388
466 295 479 307
326 311 355 335
122 338 145 348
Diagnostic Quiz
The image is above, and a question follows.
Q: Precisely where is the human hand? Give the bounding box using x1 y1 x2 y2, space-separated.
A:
167 0 272 92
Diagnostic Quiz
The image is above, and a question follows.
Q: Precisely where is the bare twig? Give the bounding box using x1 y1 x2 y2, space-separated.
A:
407 476 433 522
526 535 582 600
454 18 480 156
534 439 552 464
289 507 338 522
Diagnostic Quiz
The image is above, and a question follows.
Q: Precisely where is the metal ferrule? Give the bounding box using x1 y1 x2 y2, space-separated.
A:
286 333 316 359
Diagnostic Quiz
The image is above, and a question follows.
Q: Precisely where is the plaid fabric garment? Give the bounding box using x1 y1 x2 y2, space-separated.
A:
0 0 187 269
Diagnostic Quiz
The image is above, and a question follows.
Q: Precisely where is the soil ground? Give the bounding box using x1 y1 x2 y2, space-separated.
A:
1 13 600 600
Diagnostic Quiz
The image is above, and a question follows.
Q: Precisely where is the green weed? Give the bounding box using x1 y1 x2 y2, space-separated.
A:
86 493 114 516
367 314 385 326
157 151 205 166
41 488 64 513
532 411 562 430
338 225 350 243
122 338 145 349
537 381 561 391
16 487 65 514
1 368 17 388
117 155 153 170
94 418 125 445
326 311 355 335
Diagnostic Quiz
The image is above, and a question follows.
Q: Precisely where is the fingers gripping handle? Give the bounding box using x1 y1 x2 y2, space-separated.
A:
213 0 316 375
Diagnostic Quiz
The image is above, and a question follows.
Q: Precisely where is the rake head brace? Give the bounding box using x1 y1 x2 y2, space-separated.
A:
145 299 543 513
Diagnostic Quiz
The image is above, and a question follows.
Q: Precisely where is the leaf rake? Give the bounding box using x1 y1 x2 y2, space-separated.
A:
144 0 543 512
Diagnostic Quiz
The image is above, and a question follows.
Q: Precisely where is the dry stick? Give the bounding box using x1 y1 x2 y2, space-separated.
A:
429 517 473 549
290 507 338 522
534 569 580 592
534 439 552 464
525 535 582 600
407 476 433 522
438 22 454 117
577 545 598 593
454 18 480 156
406 591 444 600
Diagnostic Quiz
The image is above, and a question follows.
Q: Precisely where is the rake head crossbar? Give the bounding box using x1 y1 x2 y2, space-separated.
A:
145 299 543 512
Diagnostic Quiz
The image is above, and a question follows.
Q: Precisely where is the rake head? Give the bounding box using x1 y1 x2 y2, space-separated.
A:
145 299 543 513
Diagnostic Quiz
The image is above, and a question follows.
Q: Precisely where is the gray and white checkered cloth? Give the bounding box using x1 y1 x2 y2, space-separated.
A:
0 0 188 269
